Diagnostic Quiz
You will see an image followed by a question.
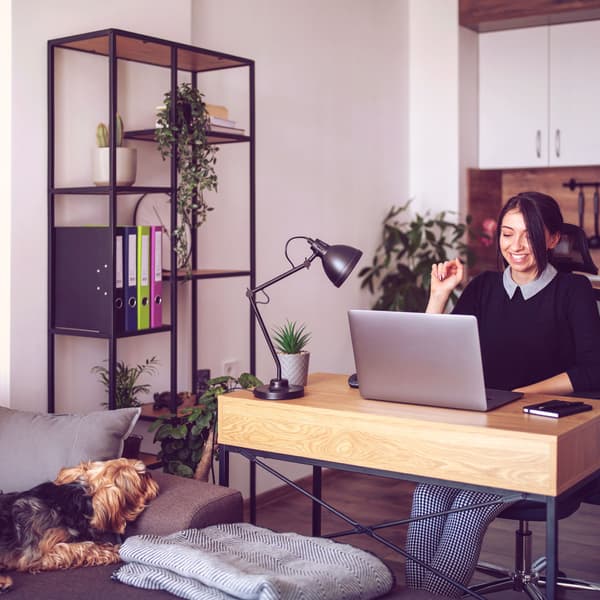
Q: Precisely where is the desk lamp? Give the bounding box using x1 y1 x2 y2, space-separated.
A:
247 236 362 400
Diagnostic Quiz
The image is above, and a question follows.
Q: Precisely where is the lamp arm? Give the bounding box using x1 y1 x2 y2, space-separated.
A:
246 253 318 380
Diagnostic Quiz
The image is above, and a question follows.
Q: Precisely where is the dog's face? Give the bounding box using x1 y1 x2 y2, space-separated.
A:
54 458 159 534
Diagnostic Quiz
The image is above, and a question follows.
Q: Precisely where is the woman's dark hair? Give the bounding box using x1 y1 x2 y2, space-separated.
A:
496 191 563 273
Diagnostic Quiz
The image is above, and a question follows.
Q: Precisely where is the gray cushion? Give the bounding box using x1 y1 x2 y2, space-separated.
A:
0 406 140 493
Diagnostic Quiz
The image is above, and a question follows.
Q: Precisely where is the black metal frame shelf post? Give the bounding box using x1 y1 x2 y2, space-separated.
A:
48 28 256 414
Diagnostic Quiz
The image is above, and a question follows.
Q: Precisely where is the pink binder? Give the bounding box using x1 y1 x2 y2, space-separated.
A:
150 225 163 327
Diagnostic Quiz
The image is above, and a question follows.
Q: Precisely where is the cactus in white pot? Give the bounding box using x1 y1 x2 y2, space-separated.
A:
93 113 137 186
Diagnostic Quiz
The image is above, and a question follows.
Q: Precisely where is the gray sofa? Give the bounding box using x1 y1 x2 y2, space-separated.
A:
0 405 243 599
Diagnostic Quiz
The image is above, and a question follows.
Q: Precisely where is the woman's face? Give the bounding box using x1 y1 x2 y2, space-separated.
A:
499 209 559 285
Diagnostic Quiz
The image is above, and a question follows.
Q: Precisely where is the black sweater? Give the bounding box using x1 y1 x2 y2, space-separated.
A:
452 271 600 392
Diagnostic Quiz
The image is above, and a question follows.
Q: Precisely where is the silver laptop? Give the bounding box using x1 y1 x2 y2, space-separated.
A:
348 309 522 411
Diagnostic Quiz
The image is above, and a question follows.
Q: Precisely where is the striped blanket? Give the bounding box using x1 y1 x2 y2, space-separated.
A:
113 523 394 600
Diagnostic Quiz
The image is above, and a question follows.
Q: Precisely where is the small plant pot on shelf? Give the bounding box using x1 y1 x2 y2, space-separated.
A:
93 147 137 186
278 351 310 386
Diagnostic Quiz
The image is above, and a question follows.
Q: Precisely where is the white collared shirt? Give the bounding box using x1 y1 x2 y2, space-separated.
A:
502 264 558 300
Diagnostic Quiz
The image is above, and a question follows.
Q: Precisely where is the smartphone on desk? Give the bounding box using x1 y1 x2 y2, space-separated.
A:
523 399 593 418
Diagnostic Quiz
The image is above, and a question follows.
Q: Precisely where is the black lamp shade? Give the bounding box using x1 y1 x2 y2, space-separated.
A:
310 239 363 287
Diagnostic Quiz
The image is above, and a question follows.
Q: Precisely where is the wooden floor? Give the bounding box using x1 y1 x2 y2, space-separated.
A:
249 470 600 598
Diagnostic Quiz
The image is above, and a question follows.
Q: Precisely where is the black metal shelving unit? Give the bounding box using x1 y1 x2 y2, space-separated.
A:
47 28 256 414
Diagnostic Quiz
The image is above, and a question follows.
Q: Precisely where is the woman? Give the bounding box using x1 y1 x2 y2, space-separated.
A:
405 191 600 596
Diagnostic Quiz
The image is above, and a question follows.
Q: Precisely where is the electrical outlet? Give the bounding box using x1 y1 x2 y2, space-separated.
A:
194 368 211 397
223 360 239 377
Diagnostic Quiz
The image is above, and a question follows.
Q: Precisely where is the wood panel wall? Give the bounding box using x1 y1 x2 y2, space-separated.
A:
467 165 600 273
460 0 600 32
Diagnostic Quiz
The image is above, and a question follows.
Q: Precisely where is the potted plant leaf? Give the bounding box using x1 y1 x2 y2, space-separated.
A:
155 82 219 272
92 113 137 186
91 356 159 458
358 202 476 312
272 320 311 386
149 373 262 480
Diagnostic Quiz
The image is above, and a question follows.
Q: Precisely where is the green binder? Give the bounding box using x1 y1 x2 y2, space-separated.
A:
136 225 150 330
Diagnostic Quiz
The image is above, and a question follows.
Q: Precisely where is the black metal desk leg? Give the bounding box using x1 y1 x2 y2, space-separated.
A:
545 496 557 600
250 460 257 525
312 466 322 537
218 447 230 486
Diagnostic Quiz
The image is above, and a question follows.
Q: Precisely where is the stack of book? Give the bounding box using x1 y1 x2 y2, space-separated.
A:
155 103 245 135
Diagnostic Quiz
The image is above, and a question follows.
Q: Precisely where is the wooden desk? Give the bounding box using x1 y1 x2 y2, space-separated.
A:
218 373 600 599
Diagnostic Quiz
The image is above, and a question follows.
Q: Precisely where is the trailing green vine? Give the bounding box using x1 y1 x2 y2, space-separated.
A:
155 83 218 271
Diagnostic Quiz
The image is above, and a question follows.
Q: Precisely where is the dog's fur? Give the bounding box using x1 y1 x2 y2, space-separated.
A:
0 458 159 593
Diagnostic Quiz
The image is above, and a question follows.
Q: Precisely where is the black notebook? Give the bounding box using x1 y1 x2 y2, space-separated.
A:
523 399 593 418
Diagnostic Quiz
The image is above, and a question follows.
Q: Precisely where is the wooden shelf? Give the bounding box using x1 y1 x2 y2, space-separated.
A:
125 128 250 145
162 268 251 281
53 28 253 72
139 393 199 421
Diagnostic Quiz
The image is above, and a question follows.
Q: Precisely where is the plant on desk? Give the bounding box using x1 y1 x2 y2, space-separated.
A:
149 373 262 480
358 201 476 312
272 320 311 387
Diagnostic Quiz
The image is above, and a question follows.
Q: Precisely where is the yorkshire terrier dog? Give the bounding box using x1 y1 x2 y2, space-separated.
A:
0 458 159 593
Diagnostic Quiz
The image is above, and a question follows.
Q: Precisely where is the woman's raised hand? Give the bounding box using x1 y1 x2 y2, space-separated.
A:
426 258 464 313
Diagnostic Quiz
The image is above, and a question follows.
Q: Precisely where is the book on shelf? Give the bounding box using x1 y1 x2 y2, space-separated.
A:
155 103 233 127
208 115 237 128
205 103 229 120
209 124 246 135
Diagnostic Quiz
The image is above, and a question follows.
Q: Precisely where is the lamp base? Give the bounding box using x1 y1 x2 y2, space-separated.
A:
253 378 304 400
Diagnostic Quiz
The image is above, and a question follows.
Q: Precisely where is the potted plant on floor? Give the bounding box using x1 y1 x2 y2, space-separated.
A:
149 373 262 480
272 320 311 387
155 82 219 272
358 201 476 312
92 113 137 186
91 356 159 458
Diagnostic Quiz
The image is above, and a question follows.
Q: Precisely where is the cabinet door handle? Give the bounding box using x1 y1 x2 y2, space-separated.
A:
536 130 541 158
555 129 561 158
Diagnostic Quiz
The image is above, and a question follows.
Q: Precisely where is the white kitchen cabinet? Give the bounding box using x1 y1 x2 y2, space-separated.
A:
549 20 600 166
479 20 600 169
479 26 548 169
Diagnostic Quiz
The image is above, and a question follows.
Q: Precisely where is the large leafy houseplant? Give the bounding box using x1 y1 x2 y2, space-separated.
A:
359 202 475 312
149 373 262 480
155 82 218 271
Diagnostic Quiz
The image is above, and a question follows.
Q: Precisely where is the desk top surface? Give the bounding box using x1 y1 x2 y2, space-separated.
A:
218 373 600 496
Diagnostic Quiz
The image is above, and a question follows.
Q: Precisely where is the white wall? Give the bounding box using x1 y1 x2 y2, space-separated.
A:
0 0 11 406
9 0 192 412
408 0 460 217
191 0 410 495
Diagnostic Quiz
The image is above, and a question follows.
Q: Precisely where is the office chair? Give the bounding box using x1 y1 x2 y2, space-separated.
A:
468 224 600 598
551 223 598 276
469 491 600 599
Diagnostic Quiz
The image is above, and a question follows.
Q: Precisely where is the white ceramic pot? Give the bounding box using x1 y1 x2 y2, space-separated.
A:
278 351 310 386
93 147 137 186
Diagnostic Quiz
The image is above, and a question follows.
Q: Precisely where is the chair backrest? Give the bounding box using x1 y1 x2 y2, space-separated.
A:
551 223 599 275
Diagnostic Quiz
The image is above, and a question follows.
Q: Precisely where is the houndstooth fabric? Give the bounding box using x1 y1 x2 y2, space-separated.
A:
405 484 514 597
113 522 394 600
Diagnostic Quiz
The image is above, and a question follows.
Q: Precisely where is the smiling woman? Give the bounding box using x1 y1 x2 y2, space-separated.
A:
409 190 600 597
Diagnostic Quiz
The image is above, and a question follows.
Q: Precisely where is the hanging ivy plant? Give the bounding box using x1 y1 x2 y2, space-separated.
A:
155 82 218 271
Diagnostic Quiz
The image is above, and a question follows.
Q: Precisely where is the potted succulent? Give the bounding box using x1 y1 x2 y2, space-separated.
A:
149 373 262 480
272 320 311 386
358 202 476 312
155 82 219 272
92 113 137 186
91 356 159 459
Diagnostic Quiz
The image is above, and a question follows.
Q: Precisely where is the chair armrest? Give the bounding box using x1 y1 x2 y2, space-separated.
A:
124 470 243 538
